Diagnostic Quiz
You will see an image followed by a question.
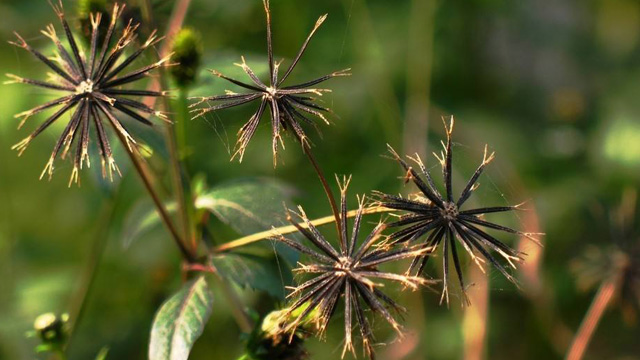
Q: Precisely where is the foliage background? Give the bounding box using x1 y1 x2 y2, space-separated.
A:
0 0 639 359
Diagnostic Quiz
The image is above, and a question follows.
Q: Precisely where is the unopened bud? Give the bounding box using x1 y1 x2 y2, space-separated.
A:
170 28 203 89
33 312 69 346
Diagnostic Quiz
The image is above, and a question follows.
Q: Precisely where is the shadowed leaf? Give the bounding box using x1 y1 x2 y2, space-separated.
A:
149 276 214 360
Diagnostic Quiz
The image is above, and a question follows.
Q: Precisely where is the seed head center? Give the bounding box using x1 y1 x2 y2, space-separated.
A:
441 202 459 221
336 256 354 272
265 86 277 98
76 80 94 95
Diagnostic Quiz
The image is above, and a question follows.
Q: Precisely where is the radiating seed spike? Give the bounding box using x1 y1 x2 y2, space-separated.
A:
11 136 33 156
39 157 55 181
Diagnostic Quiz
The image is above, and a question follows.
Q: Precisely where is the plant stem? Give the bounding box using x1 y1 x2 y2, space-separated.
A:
213 206 391 253
176 88 197 250
302 143 342 243
119 137 195 262
565 276 618 360
141 0 195 253
160 0 196 253
65 189 121 351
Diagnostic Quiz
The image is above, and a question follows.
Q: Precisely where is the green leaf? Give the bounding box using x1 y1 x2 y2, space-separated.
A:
211 252 292 300
197 178 294 235
122 177 297 264
122 200 177 249
149 276 214 360
197 178 299 264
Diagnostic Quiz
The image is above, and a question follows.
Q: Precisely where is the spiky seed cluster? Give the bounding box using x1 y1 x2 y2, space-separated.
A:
376 117 543 305
273 177 435 359
189 0 350 166
572 191 640 319
6 1 170 186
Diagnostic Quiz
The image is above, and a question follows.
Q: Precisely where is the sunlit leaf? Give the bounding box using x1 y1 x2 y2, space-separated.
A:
149 276 214 360
196 178 294 235
197 178 299 264
122 177 297 264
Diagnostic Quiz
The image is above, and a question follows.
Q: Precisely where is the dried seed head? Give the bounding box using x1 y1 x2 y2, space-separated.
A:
7 1 169 186
274 177 435 359
377 117 543 306
189 0 350 166
572 189 640 324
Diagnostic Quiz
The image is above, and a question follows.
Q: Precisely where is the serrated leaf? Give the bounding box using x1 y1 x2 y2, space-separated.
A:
197 178 294 235
149 276 214 360
122 177 297 264
197 178 299 264
212 252 292 300
122 199 177 249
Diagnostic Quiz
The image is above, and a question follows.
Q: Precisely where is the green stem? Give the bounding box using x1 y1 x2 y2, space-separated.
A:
65 188 121 351
176 90 190 163
141 0 195 253
175 88 197 250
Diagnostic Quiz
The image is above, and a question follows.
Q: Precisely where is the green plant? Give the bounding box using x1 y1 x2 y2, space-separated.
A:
6 1 542 359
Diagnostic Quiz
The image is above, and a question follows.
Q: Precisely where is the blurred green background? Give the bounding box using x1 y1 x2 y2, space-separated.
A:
1 0 640 359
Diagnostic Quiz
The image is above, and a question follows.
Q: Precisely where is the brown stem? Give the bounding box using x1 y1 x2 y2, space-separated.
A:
565 277 618 360
142 0 195 251
213 206 391 253
119 139 195 262
302 143 342 244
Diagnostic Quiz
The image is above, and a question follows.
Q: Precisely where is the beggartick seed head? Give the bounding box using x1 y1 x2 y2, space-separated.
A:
376 116 544 306
189 0 350 167
571 189 640 324
272 177 436 359
6 1 169 186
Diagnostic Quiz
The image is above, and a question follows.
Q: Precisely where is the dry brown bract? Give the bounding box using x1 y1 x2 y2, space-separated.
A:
7 1 169 186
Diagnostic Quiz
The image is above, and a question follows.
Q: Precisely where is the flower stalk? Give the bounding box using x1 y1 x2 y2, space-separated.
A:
214 205 391 253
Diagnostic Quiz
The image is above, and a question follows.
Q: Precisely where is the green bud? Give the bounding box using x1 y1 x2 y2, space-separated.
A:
33 313 69 346
170 28 203 89
243 307 315 360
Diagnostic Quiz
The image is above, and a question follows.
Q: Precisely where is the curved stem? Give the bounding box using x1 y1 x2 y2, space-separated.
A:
214 206 391 253
119 137 195 262
302 143 342 243
565 277 618 360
